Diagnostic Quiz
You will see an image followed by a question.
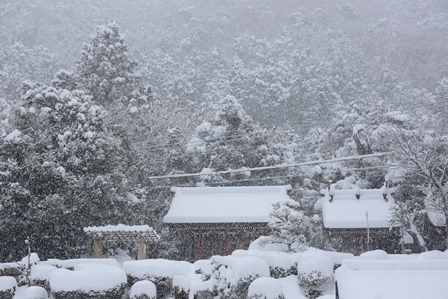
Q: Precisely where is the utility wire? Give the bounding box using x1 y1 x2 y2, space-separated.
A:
149 152 393 179
146 164 405 189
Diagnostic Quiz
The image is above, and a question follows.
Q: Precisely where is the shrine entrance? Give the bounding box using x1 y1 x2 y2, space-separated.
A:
84 224 159 260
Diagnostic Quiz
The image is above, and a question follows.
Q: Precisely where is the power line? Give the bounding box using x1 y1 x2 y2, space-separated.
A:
146 164 404 190
149 152 393 180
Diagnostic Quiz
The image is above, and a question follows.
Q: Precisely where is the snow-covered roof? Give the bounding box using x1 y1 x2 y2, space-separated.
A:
83 224 154 233
321 187 396 229
83 224 159 242
336 254 448 299
163 185 292 223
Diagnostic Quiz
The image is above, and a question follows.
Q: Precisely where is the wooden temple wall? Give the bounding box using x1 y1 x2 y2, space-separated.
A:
324 227 399 255
169 223 270 261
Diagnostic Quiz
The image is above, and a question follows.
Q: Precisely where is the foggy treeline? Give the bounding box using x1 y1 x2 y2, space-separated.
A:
1 0 447 261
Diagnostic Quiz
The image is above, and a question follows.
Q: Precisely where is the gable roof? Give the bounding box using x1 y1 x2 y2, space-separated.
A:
163 185 292 224
321 187 397 229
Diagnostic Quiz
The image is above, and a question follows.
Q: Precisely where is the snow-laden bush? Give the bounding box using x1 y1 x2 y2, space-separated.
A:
190 280 214 299
129 280 157 299
418 250 447 260
44 258 120 270
0 276 17 299
49 265 127 299
297 250 334 299
248 277 285 299
30 264 57 292
123 259 192 299
359 250 388 260
0 263 24 279
209 255 270 299
233 249 299 278
172 275 190 299
24 286 48 299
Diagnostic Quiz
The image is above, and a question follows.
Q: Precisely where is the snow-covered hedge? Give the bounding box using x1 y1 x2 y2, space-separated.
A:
0 263 23 279
44 258 120 269
248 277 285 299
49 265 127 299
0 276 17 299
297 251 334 299
233 250 299 278
123 259 192 298
209 255 270 299
24 286 49 299
172 275 190 299
129 280 157 299
30 264 57 292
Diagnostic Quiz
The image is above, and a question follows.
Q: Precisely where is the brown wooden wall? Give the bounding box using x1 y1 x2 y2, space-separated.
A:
167 223 270 261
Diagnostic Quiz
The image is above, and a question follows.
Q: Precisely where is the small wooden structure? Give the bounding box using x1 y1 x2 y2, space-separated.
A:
320 186 399 255
84 224 159 259
163 185 292 261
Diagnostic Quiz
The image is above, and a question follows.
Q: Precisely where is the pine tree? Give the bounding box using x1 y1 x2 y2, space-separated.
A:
73 20 139 106
0 82 149 260
180 95 288 187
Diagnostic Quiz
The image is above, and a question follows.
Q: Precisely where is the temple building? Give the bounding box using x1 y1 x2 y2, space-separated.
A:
163 185 292 261
320 186 399 255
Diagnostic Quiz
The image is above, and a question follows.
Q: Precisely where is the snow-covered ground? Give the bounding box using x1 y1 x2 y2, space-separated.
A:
2 248 448 299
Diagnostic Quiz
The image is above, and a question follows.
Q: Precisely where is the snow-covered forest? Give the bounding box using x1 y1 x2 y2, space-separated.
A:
1 0 448 265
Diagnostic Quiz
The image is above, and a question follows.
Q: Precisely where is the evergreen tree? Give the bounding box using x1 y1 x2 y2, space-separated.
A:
0 82 149 260
180 95 288 187
73 20 139 106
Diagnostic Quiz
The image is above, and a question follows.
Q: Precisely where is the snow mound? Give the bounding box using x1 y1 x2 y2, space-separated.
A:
30 264 57 281
297 250 334 278
248 277 283 299
173 275 190 292
44 258 120 269
20 253 40 267
249 236 290 252
232 249 297 273
24 286 48 299
417 250 448 260
211 255 270 284
359 249 389 260
129 280 156 299
277 275 305 299
123 259 193 279
49 265 127 292
336 259 448 299
0 276 17 291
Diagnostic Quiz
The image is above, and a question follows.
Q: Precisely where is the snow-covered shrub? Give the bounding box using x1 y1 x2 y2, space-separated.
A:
232 249 298 278
210 255 270 299
123 259 192 299
21 253 40 266
30 264 57 292
249 237 290 252
248 277 285 299
0 263 24 279
24 286 48 299
44 258 120 270
297 251 334 299
359 250 388 260
129 280 157 299
172 275 189 299
190 281 214 299
418 250 447 260
49 265 127 299
0 276 17 299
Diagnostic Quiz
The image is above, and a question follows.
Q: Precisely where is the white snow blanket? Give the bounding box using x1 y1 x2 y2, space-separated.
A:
336 257 448 299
